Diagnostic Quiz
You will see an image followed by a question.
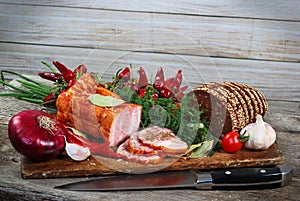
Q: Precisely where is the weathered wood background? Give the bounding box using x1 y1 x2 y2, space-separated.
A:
0 1 300 201
0 1 299 116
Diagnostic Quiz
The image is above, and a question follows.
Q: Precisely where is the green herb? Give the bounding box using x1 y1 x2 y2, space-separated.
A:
0 70 53 104
187 140 214 158
113 82 209 146
88 94 125 107
148 105 168 127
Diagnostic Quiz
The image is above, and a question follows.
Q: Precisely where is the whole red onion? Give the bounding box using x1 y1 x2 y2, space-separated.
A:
8 110 66 161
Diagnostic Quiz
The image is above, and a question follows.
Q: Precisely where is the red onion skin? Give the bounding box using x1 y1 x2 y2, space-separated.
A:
8 110 66 161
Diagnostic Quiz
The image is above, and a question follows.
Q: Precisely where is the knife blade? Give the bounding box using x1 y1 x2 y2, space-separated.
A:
54 164 292 191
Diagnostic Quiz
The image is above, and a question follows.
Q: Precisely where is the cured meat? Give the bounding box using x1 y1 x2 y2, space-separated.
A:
127 132 156 155
116 139 163 164
116 126 188 164
137 126 188 154
56 74 142 146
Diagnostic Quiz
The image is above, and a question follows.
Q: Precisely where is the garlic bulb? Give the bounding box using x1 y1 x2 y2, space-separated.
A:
241 114 276 150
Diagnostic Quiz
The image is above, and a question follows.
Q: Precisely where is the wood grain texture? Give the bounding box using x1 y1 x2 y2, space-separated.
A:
0 1 299 200
21 144 283 179
1 42 299 113
0 97 299 201
1 0 299 21
0 4 299 62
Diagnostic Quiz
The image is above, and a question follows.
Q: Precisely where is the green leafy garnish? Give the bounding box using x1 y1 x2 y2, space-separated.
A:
88 94 125 107
186 140 214 158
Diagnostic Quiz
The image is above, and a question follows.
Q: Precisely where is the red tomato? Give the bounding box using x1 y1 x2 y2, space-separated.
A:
221 131 243 153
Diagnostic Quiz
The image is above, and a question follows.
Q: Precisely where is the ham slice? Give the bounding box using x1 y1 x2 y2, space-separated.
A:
137 126 188 154
117 126 188 164
116 139 163 164
56 74 142 146
127 132 156 155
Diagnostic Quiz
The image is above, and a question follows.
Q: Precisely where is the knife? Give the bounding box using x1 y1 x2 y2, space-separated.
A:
54 164 293 191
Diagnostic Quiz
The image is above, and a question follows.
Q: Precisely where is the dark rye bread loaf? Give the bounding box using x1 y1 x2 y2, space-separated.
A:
193 82 268 136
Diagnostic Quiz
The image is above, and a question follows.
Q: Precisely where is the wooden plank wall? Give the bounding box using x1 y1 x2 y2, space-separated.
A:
0 1 299 115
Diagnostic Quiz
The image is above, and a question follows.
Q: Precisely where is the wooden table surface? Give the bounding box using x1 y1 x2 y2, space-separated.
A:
0 1 299 200
0 95 299 201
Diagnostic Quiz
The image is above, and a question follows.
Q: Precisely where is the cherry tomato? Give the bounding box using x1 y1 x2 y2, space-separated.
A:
221 131 243 153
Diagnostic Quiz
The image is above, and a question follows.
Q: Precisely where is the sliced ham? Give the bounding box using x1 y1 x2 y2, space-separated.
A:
116 139 163 164
127 132 156 155
116 126 188 164
56 74 142 147
137 126 188 154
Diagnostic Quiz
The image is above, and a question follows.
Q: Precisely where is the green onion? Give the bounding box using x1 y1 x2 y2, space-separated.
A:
0 70 54 106
41 61 57 73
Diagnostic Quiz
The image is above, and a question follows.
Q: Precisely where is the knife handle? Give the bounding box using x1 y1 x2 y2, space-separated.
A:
195 164 293 190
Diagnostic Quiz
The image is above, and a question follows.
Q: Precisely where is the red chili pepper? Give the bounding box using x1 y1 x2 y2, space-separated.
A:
52 61 76 82
38 72 63 83
42 92 56 106
74 64 87 75
67 79 77 88
118 67 131 80
64 129 121 159
160 87 173 99
174 85 188 102
163 77 173 91
138 67 148 88
153 67 164 90
138 88 147 98
179 85 188 92
172 70 182 91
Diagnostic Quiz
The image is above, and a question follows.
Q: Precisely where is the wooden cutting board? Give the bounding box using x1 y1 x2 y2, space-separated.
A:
21 143 283 178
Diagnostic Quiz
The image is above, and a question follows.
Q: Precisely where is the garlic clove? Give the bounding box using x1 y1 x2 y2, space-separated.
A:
65 140 91 161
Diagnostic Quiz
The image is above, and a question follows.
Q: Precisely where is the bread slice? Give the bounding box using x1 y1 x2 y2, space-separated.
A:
211 82 246 130
247 85 268 116
223 82 250 128
230 83 258 123
235 83 268 123
241 83 264 115
256 89 268 116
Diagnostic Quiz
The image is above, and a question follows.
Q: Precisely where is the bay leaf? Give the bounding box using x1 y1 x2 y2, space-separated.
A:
188 140 214 158
88 94 125 107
